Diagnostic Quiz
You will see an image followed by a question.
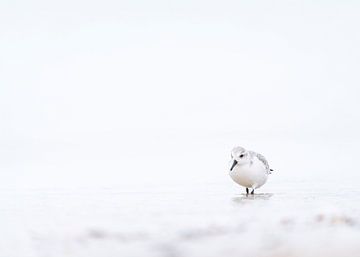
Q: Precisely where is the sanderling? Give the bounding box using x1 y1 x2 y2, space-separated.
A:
229 146 273 195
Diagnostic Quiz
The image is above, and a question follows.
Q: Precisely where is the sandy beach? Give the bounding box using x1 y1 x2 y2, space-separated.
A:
2 137 360 257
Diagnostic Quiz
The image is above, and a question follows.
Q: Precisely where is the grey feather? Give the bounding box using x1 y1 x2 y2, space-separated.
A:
249 151 271 174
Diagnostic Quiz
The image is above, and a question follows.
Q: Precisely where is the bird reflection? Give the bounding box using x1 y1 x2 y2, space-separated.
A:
232 193 273 204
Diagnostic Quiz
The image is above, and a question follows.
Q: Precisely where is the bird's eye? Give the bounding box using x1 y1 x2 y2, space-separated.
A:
240 154 244 158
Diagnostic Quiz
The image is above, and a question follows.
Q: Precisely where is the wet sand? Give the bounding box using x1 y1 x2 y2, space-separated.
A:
2 138 360 257
2 179 360 257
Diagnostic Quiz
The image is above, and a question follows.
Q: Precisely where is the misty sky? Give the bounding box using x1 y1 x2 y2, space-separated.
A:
1 0 360 187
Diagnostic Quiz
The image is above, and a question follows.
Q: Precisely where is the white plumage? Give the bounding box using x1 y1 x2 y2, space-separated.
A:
229 146 272 194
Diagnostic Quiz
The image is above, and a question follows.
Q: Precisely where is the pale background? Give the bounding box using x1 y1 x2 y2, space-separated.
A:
1 1 360 256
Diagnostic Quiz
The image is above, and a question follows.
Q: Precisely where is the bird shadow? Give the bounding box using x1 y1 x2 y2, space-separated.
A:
232 193 273 204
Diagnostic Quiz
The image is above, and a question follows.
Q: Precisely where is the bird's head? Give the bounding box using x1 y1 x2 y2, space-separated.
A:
230 146 250 171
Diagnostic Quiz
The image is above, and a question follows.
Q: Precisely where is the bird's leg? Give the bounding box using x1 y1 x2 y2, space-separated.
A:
251 189 255 195
246 188 249 195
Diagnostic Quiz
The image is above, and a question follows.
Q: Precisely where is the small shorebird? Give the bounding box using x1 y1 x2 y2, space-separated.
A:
229 146 273 195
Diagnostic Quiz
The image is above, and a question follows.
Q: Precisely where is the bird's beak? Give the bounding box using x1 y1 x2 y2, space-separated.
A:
230 160 238 171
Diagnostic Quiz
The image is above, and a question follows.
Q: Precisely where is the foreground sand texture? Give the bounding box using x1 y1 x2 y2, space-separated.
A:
2 135 360 257
2 179 360 257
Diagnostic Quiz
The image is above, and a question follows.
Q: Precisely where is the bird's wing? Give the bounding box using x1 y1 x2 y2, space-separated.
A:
250 151 271 174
